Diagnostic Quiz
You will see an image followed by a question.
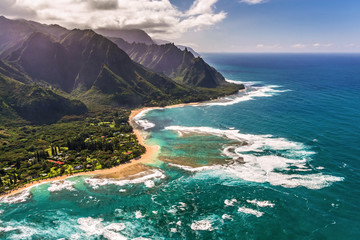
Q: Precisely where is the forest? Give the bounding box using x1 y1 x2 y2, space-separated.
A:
0 109 145 193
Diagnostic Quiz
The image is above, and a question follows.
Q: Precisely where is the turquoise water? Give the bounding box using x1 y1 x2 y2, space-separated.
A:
1 54 359 239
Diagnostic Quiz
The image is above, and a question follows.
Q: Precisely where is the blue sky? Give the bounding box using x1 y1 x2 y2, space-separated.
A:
1 0 359 53
175 0 360 52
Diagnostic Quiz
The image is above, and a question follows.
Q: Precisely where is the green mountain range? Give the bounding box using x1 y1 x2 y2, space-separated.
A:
110 38 227 88
0 16 243 124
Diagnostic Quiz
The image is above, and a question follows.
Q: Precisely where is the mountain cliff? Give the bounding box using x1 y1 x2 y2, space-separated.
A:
4 28 192 107
0 16 243 124
110 38 228 88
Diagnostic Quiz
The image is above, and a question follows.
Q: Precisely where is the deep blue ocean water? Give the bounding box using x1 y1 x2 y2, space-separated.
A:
1 54 359 239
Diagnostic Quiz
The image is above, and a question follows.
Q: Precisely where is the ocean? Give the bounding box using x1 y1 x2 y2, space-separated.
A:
1 53 359 239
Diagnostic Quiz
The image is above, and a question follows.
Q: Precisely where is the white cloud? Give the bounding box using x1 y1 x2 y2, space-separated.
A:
240 0 267 5
187 0 218 15
256 43 281 49
345 43 359 48
291 43 306 48
313 43 333 47
0 0 226 39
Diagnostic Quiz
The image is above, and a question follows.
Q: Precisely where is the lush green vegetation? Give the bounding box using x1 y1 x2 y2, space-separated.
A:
0 16 245 195
0 109 145 193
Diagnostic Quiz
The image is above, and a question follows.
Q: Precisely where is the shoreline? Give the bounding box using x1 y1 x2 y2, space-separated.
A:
0 109 161 199
0 102 201 198
1 88 245 199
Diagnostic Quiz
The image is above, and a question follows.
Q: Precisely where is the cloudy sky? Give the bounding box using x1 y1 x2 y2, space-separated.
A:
0 0 359 52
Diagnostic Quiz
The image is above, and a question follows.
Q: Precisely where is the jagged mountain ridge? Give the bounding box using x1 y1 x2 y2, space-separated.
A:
0 16 243 124
5 29 191 107
110 38 228 88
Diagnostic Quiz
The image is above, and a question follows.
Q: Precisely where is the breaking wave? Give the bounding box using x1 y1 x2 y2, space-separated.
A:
132 109 157 130
48 180 76 192
85 169 166 189
191 220 213 231
165 126 343 189
77 217 127 240
247 199 275 208
0 189 31 204
238 207 263 217
204 80 291 107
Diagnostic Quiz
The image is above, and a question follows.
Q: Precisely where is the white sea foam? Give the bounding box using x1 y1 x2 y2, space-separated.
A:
6 226 38 239
165 126 343 189
222 214 233 220
238 207 263 217
85 169 166 189
191 220 213 231
0 189 31 204
0 226 17 232
77 217 127 240
168 163 213 172
179 202 186 210
165 126 303 153
144 180 155 188
132 109 157 130
247 199 274 208
167 205 178 214
204 84 290 107
225 79 259 86
70 233 81 239
224 199 237 206
105 223 126 232
135 120 155 130
78 217 104 235
135 211 145 219
133 109 154 120
48 180 75 192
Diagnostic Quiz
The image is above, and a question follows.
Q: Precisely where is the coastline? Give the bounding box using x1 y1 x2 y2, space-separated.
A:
0 108 160 198
1 88 245 199
1 102 201 198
